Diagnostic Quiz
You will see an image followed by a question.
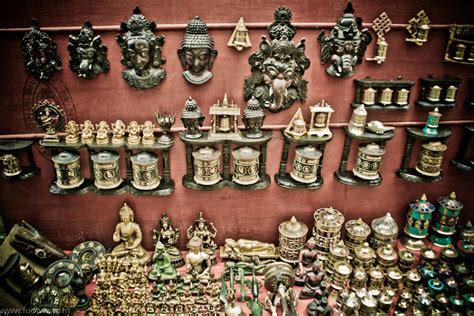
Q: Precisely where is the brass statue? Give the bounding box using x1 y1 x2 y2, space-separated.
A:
80 120 95 144
127 121 141 145
317 1 372 78
31 100 66 143
184 236 212 284
181 97 205 139
117 6 166 89
178 16 218 85
243 7 310 113
295 237 318 285
299 261 325 299
65 120 80 144
141 120 155 145
95 121 110 144
152 214 183 267
68 21 110 79
21 19 62 80
111 119 126 144
223 238 276 258
111 203 149 265
187 212 217 260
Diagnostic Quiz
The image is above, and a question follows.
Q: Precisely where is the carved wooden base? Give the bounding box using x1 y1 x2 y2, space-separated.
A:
451 159 474 172
275 173 324 190
396 168 442 183
129 180 175 196
183 174 270 191
49 179 92 195
334 170 382 186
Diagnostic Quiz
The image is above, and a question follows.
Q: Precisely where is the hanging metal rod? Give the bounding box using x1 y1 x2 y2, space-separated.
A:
0 23 450 33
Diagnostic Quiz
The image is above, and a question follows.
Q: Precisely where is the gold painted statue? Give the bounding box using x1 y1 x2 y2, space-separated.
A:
95 121 110 144
184 236 211 284
111 119 126 144
80 120 95 144
223 238 276 257
187 212 217 260
111 203 149 265
127 121 141 145
141 120 155 145
65 120 79 144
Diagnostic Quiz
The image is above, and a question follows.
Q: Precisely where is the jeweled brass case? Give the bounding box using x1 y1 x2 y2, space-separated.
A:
344 218 371 253
232 146 260 185
52 151 84 189
370 212 398 249
376 244 398 271
353 242 376 269
415 141 447 177
278 216 308 263
91 151 122 189
192 147 221 185
130 152 160 190
290 145 322 184
353 143 385 180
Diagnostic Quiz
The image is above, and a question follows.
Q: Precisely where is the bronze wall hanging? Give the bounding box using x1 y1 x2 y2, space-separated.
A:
416 75 462 108
181 97 205 139
117 6 166 89
317 2 372 78
178 16 217 85
32 99 66 143
227 17 252 51
405 10 430 46
68 21 110 79
366 12 392 64
21 19 62 80
243 7 310 113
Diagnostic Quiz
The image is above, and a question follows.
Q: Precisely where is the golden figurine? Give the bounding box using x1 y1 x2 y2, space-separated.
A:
152 214 184 267
95 121 110 144
187 212 217 261
111 119 126 144
141 120 155 145
184 236 212 284
111 203 149 265
65 120 80 144
222 238 277 259
127 121 141 145
80 120 95 144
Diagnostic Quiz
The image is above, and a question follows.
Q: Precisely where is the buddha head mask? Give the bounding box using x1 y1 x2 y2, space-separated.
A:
177 16 218 85
317 2 372 78
68 21 110 79
117 6 166 89
243 7 310 113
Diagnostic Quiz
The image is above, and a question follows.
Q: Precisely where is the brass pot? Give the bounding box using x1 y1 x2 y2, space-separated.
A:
192 146 221 185
52 151 84 189
91 151 122 189
130 152 160 190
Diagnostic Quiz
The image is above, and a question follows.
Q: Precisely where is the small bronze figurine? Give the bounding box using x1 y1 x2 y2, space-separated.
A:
299 261 325 299
111 203 149 265
117 6 166 89
317 1 372 78
68 21 110 79
141 120 156 145
187 212 217 261
148 241 178 282
183 236 212 284
95 121 110 144
65 120 80 144
242 96 265 138
31 100 66 143
244 7 310 113
111 119 126 144
127 121 141 145
178 16 217 85
152 214 184 267
21 19 62 80
181 97 204 139
295 237 318 285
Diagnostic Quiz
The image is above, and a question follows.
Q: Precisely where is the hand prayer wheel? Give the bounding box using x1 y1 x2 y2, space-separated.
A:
52 151 84 189
232 146 260 185
91 151 122 189
278 216 308 264
352 143 385 180
130 152 160 190
192 146 221 185
290 145 321 183
415 141 448 177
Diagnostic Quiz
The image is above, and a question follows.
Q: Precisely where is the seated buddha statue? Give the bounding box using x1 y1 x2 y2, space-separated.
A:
111 203 149 265
148 242 177 282
183 236 211 284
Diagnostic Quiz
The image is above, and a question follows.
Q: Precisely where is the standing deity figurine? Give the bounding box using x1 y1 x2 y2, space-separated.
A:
152 214 184 267
187 212 217 261
177 16 218 85
111 203 149 265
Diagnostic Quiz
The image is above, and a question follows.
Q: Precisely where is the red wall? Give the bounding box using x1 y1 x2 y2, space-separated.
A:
0 0 473 250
